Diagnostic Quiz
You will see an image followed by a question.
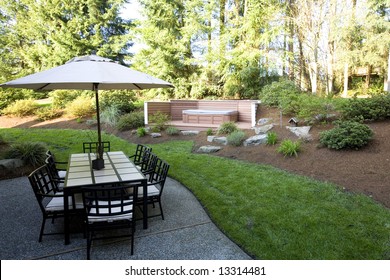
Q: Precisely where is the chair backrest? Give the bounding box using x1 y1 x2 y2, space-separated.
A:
82 185 138 222
149 158 170 195
28 165 59 213
131 144 152 165
139 151 158 175
45 155 59 178
83 141 111 153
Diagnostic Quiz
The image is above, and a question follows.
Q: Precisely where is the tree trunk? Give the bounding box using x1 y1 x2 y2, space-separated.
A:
343 63 349 97
386 50 390 92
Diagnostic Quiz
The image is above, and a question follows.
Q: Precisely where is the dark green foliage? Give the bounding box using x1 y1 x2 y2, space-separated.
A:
99 91 136 114
166 126 180 135
6 142 47 166
260 79 301 108
0 90 25 110
49 91 82 109
116 111 145 131
340 95 390 121
319 120 373 150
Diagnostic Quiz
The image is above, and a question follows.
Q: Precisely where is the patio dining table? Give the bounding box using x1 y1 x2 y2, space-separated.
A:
63 151 148 245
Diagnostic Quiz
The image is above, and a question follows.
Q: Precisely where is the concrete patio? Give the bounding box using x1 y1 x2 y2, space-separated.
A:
0 176 251 260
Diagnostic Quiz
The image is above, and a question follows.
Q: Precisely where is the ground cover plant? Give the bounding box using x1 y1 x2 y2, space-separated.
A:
1 127 389 260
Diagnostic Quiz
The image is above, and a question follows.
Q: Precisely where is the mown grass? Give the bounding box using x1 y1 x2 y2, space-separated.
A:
1 127 390 259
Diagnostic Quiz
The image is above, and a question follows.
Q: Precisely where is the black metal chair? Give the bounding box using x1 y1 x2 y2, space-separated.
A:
138 150 158 176
129 144 152 166
137 158 170 220
82 141 111 153
81 184 138 259
28 165 83 242
45 150 67 179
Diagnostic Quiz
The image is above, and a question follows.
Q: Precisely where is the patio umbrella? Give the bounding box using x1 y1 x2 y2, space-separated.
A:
0 54 173 169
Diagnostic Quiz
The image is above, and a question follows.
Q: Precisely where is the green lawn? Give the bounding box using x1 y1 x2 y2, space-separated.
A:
1 127 390 259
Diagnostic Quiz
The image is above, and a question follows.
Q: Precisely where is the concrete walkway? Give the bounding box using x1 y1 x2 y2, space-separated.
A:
0 176 251 260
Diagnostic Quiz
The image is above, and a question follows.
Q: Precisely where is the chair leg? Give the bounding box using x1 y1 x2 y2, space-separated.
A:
159 200 164 220
87 233 92 260
39 218 46 242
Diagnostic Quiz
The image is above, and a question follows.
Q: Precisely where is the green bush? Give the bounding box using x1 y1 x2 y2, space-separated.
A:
65 95 95 118
206 128 214 136
149 111 170 132
0 90 25 110
260 78 301 109
116 111 145 131
227 130 246 146
166 126 180 135
218 121 238 135
319 120 373 150
1 99 39 117
35 107 63 121
266 131 278 145
136 127 147 137
99 91 136 114
6 142 47 166
277 139 301 157
340 95 390 121
49 90 81 108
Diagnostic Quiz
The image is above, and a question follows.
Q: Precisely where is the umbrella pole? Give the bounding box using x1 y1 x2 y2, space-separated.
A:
92 83 104 169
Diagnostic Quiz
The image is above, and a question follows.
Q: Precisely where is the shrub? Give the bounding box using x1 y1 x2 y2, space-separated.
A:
0 90 25 110
116 111 145 131
99 91 136 114
149 111 170 132
100 106 120 126
266 131 278 145
0 134 6 145
166 126 180 135
227 130 246 146
65 95 95 118
1 99 39 117
319 120 373 150
49 90 81 108
6 142 47 166
218 121 238 135
35 107 63 121
340 95 390 121
260 78 301 109
206 128 214 136
277 139 301 157
137 127 147 137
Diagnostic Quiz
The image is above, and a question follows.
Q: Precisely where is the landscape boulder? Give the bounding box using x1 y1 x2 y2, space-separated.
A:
286 126 313 141
243 134 268 146
0 159 25 170
197 145 222 153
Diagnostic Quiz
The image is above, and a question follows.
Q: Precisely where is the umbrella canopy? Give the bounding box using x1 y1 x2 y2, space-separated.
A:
0 55 173 168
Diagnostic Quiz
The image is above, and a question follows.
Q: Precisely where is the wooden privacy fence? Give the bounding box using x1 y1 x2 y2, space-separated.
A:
144 99 260 127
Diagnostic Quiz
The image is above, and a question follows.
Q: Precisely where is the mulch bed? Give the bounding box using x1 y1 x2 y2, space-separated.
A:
1 110 389 209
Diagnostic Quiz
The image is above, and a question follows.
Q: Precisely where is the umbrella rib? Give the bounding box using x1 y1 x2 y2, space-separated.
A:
133 83 142 90
37 83 51 91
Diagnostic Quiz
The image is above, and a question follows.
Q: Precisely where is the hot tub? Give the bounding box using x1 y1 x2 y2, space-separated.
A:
182 109 238 124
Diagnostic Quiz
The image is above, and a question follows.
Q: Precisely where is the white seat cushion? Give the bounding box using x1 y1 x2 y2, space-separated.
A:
138 185 159 198
58 170 67 178
45 193 83 211
88 200 133 223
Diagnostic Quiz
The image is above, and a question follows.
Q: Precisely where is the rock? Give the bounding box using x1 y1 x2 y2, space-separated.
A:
86 119 97 126
286 126 313 141
0 159 25 170
253 124 274 135
207 136 215 142
243 134 268 146
181 130 199 136
151 133 161 138
257 118 273 125
212 136 228 145
197 145 222 153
